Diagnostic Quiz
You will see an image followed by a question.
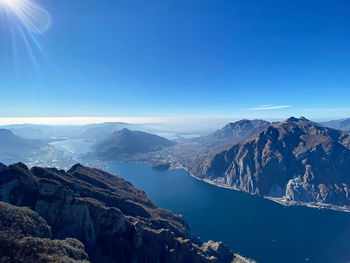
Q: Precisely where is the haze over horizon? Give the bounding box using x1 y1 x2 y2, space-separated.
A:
1 0 350 119
0 115 347 127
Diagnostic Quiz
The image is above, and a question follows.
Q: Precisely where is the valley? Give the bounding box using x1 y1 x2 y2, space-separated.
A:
2 117 350 262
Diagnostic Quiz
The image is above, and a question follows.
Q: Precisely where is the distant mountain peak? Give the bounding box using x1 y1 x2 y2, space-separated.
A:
188 119 270 154
215 119 270 137
285 116 310 123
84 129 174 161
116 127 132 135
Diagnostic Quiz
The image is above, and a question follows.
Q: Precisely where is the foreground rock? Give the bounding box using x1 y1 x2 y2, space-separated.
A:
0 162 244 263
0 201 89 263
189 117 350 210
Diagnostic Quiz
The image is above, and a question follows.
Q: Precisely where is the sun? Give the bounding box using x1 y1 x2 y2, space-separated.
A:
0 0 51 33
0 0 52 70
0 0 22 8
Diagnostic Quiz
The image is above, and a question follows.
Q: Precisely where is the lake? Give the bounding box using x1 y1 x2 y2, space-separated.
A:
49 139 93 161
48 138 350 263
107 162 350 263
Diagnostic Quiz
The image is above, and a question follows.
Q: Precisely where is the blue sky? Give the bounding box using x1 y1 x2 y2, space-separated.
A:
0 0 350 120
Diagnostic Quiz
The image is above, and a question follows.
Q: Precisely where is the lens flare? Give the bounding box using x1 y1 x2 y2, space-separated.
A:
0 0 51 33
1 0 19 8
0 0 52 73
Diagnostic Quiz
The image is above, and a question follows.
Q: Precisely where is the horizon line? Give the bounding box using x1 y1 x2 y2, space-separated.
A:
0 116 344 126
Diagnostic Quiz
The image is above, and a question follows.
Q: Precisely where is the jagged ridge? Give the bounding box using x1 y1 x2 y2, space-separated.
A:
0 162 240 263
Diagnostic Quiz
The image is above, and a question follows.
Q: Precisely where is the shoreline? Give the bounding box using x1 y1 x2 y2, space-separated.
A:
100 160 350 214
171 164 350 213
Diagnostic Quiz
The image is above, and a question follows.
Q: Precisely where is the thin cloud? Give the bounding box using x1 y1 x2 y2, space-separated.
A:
248 105 291 111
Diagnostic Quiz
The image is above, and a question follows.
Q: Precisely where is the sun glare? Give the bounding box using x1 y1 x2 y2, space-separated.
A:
5 0 20 5
0 0 51 33
0 0 52 69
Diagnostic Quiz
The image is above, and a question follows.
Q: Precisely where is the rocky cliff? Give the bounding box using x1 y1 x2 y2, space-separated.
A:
189 117 350 209
0 162 242 263
0 201 89 263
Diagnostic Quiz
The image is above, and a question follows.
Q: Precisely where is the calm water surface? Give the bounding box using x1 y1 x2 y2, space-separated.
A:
107 162 350 263
49 139 92 161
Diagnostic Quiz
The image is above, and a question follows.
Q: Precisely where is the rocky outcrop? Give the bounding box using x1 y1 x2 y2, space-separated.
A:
189 117 350 208
0 201 89 263
0 162 240 263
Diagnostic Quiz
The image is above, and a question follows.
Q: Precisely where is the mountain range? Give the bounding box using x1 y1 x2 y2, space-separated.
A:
321 118 350 130
188 117 350 209
2 116 350 210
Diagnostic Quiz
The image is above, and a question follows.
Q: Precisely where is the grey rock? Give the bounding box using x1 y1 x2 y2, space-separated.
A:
0 201 89 263
189 117 350 207
0 163 237 263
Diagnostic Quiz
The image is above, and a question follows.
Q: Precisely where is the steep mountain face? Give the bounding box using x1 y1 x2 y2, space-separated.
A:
0 201 89 262
321 118 350 130
0 162 240 263
189 117 350 208
192 120 270 153
86 128 174 160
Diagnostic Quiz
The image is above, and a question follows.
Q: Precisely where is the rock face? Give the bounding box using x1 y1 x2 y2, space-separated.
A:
192 120 270 153
0 201 89 263
85 128 174 161
0 162 238 263
321 118 350 131
189 117 350 208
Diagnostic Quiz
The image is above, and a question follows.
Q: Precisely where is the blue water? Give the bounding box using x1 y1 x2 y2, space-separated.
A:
107 162 350 263
49 139 93 161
